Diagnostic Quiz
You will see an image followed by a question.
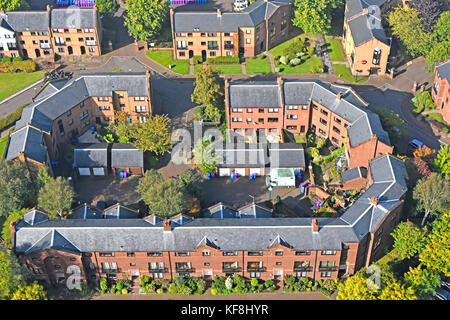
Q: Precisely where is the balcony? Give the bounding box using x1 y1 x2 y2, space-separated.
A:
101 268 121 273
222 267 241 273
208 46 219 50
224 44 234 50
86 40 97 46
148 267 168 273
247 266 266 272
319 266 338 272
293 266 313 272
177 46 187 50
176 268 195 273
54 43 66 46
40 43 51 49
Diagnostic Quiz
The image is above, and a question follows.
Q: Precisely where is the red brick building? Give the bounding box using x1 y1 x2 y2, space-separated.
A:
225 77 393 169
432 59 450 124
12 155 407 289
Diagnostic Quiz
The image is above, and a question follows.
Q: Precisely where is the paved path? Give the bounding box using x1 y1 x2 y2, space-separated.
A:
316 34 334 74
0 80 45 118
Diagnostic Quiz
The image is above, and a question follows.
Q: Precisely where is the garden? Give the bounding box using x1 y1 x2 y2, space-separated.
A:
283 275 339 297
145 50 190 75
326 38 346 62
269 35 324 74
245 55 272 74
193 56 242 75
333 63 368 83
411 91 450 135
99 276 133 295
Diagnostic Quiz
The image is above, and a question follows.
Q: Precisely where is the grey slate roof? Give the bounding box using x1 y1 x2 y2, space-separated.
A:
268 143 305 168
6 125 47 163
104 204 139 220
0 18 14 32
229 81 282 108
345 0 389 46
173 0 291 32
73 143 108 167
70 204 103 220
111 143 144 168
341 166 368 183
215 143 269 168
51 8 96 29
436 60 450 81
4 11 49 31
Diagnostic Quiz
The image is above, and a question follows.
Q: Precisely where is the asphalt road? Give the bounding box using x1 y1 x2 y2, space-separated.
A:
0 80 45 119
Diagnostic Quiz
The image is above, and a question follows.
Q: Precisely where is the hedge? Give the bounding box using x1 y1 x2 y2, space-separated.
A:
0 60 37 73
0 103 29 133
206 56 240 64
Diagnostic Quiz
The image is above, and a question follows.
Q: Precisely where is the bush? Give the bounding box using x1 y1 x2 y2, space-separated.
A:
279 56 288 65
168 283 178 294
193 55 203 64
156 288 163 294
12 56 23 62
1 57 11 62
257 284 264 292
251 278 259 287
442 127 449 134
195 278 206 293
290 58 301 66
211 288 218 295
310 64 324 73
99 278 108 294
140 275 150 287
411 91 436 113
316 138 327 150
270 285 276 292
173 276 187 287
265 279 274 288
121 288 128 294
0 60 37 73
0 103 29 132
206 56 239 64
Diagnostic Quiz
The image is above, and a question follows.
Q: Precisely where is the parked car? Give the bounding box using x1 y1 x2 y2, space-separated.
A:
407 139 424 155
433 287 450 300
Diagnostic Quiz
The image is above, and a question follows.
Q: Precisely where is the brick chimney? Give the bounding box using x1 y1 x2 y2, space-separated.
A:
46 4 51 12
362 8 369 15
9 221 16 249
370 196 379 206
0 8 5 15
163 220 172 232
337 92 343 100
217 9 222 17
312 218 319 232
277 75 284 87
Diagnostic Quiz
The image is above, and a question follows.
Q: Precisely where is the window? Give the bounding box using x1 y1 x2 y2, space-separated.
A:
312 104 318 110
246 38 251 44
268 118 278 123
58 48 65 53
321 271 332 277
135 106 147 113
332 137 339 144
54 36 65 45
247 118 252 123
247 108 253 113
295 251 311 255
232 117 243 122
138 116 147 123
320 118 327 125
127 252 135 257
287 125 297 130
294 261 310 268
130 263 136 266
175 262 192 271
202 251 210 256
58 120 64 136
276 262 282 266
80 110 88 120
134 97 146 101
176 40 187 49
275 251 283 256
297 272 307 277
321 109 328 116
99 252 114 257
207 33 217 37
204 262 210 266
101 262 118 271
372 48 381 65
248 251 263 256
321 250 336 255
246 30 251 34
300 125 305 132
319 128 326 136
268 108 279 113
226 51 233 56
175 252 190 257
98 97 109 101
78 38 83 42
232 108 243 113
332 126 340 134
258 118 264 123
147 252 162 257
89 47 95 53
149 262 165 271
287 105 298 110
286 114 297 120
222 251 238 256
334 117 341 124
319 261 336 268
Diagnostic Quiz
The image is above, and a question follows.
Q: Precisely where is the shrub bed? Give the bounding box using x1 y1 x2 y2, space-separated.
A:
283 275 338 297
0 103 29 132
139 275 206 295
0 60 37 73
206 56 240 64
99 277 132 295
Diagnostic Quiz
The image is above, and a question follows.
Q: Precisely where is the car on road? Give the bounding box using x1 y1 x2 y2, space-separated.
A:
407 139 424 155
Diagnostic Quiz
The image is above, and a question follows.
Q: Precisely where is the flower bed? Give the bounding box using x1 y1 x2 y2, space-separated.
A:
283 275 339 297
99 277 132 295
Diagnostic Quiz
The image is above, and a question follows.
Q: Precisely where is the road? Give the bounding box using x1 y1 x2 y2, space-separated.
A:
0 81 45 119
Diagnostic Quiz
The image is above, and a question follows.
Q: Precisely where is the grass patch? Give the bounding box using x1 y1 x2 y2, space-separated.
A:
0 71 45 101
245 55 271 74
195 64 242 74
326 38 345 62
333 64 368 83
0 135 8 159
277 55 324 74
425 112 450 129
145 50 189 75
269 33 314 58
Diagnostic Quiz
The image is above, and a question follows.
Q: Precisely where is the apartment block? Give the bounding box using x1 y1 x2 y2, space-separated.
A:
170 0 292 60
225 77 393 169
342 0 391 76
0 5 101 60
432 59 450 124
12 154 408 288
6 72 152 170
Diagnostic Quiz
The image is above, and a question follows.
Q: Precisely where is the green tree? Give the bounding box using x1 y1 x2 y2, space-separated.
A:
292 0 343 34
411 91 436 113
0 247 29 299
11 282 47 300
388 6 433 57
373 109 407 145
419 211 450 276
203 103 223 123
0 0 29 11
131 115 172 155
404 265 441 299
178 169 205 201
36 167 52 191
38 177 75 219
191 66 224 108
193 139 220 175
0 159 36 218
336 271 379 300
378 280 417 300
391 221 428 259
124 0 169 41
413 172 450 226
95 0 119 14
435 144 450 179
2 208 29 249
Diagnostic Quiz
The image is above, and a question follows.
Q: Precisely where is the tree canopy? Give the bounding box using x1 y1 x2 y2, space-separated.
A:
1 208 28 250
38 176 75 219
11 282 47 300
193 138 220 175
95 0 119 14
124 0 169 41
292 0 343 35
404 264 441 299
435 144 450 179
0 247 29 299
391 221 429 259
0 0 29 11
0 159 36 218
131 114 172 155
413 172 450 225
191 66 224 109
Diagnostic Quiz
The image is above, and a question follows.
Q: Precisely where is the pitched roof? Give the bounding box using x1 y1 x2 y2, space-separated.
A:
50 8 97 29
268 143 305 168
436 60 450 81
111 143 144 168
215 143 269 168
341 166 368 183
229 81 282 108
5 125 47 163
73 143 108 167
4 11 49 31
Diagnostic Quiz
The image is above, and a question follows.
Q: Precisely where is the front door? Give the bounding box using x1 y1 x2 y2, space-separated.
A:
201 50 206 62
68 46 73 55
189 50 193 59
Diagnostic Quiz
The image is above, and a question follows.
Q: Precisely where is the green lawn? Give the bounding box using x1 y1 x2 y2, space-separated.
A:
277 55 324 74
145 50 189 75
0 135 8 159
245 55 271 74
0 71 45 101
333 64 368 83
425 112 450 129
269 33 314 58
326 38 345 62
195 64 242 74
